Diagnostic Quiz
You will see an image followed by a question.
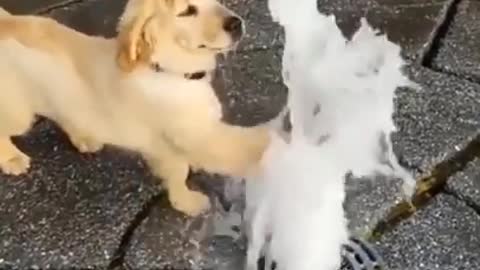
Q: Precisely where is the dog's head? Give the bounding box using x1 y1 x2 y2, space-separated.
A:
116 0 243 72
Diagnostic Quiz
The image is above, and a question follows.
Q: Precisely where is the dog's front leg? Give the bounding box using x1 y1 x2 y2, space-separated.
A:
145 151 211 216
0 137 30 175
60 123 104 153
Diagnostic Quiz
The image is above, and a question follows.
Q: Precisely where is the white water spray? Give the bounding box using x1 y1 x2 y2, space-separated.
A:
243 0 418 269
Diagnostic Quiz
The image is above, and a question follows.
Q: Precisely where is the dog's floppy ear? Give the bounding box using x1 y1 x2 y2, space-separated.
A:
116 0 172 72
116 17 156 72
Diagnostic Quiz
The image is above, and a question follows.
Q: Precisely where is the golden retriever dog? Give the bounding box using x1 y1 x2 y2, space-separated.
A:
0 0 270 216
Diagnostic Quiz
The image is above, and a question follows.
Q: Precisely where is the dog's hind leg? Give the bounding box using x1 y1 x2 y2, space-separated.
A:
145 144 211 217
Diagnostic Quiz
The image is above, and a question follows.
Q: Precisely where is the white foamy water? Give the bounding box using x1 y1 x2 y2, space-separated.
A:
242 0 418 269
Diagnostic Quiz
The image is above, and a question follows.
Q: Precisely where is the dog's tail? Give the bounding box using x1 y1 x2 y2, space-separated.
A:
0 7 10 16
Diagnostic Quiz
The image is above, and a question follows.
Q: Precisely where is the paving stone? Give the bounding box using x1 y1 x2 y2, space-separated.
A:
0 0 73 14
123 192 246 270
446 158 480 209
122 197 199 270
393 65 480 172
345 65 480 236
317 0 451 59
46 0 126 37
430 0 480 81
344 176 405 237
222 0 283 51
374 194 480 270
0 120 159 269
215 49 288 127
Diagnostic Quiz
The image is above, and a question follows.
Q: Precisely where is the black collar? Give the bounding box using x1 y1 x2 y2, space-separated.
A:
150 63 207 80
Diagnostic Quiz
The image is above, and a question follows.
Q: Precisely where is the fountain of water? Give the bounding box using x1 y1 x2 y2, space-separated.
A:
242 0 418 269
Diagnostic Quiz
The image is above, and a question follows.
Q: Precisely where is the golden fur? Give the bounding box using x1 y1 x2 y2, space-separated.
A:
0 0 270 216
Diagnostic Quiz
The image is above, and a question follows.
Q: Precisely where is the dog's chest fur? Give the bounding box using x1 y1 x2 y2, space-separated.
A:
99 68 224 153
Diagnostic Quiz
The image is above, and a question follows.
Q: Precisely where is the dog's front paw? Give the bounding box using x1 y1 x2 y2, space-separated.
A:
0 151 31 175
169 189 211 217
70 136 104 153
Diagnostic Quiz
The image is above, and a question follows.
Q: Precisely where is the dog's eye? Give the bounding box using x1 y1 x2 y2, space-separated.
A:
177 5 197 17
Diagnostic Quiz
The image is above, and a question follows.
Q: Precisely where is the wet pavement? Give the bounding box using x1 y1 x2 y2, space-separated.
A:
431 0 480 81
0 0 479 269
375 194 480 270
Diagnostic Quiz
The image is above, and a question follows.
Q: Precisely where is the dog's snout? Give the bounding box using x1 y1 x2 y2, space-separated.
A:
223 16 243 39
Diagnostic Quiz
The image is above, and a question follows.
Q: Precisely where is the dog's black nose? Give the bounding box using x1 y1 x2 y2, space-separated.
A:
223 16 243 40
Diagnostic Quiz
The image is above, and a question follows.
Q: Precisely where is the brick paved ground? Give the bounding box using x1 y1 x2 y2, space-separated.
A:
0 0 479 269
